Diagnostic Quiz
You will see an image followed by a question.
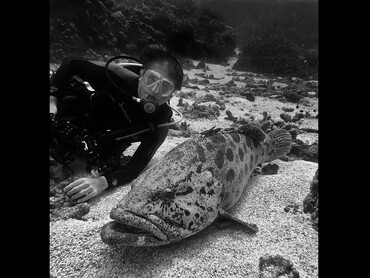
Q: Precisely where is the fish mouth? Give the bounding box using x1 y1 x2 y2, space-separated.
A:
100 208 181 246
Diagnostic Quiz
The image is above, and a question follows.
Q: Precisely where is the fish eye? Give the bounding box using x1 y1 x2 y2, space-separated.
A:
163 187 174 199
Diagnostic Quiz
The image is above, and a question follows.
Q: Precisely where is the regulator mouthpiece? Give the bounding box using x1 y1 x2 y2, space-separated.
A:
141 99 157 113
133 97 157 114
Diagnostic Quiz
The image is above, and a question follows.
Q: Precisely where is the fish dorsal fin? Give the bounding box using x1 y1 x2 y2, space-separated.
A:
216 209 259 233
200 123 266 143
234 123 266 143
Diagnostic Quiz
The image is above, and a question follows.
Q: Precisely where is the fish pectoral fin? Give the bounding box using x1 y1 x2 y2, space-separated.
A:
216 209 259 233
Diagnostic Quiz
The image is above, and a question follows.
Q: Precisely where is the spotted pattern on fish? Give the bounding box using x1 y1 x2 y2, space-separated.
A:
245 137 251 148
226 148 234 161
238 148 244 161
244 162 249 176
230 133 240 143
206 141 214 152
195 143 206 163
215 148 225 169
101 125 292 246
210 134 226 144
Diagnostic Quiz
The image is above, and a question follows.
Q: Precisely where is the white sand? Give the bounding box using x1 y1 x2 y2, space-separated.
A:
50 56 318 277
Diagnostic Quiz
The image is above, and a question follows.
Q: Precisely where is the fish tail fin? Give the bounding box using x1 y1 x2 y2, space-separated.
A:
265 129 292 162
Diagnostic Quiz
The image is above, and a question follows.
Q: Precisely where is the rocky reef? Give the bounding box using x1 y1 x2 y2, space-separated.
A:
50 0 237 63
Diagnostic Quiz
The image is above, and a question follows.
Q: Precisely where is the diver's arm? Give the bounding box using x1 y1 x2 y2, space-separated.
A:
51 56 138 99
104 126 169 187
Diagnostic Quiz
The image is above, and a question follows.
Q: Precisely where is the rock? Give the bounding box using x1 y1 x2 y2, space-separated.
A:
225 110 237 122
215 99 225 106
197 79 210 86
259 120 272 132
281 107 294 112
236 118 250 125
271 118 285 128
283 90 302 103
211 104 220 112
224 79 236 87
51 203 90 221
281 123 292 130
288 129 299 140
279 155 294 162
196 58 206 69
182 59 195 70
240 91 255 102
284 202 300 214
280 113 292 122
261 163 279 175
201 93 216 102
288 140 318 163
303 169 319 231
292 112 305 122
177 98 184 107
259 254 300 278
182 72 189 86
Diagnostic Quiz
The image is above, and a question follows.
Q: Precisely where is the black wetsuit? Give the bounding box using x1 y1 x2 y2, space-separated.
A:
50 57 173 187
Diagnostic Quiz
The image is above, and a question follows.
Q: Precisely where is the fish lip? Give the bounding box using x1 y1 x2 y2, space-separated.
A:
111 208 168 240
104 208 182 245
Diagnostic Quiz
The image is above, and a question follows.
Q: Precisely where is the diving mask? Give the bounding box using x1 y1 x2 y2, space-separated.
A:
142 69 175 97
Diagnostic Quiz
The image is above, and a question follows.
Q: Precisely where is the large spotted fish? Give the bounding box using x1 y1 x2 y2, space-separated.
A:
100 124 292 246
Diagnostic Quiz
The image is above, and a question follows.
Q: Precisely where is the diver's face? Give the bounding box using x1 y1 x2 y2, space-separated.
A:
138 61 176 105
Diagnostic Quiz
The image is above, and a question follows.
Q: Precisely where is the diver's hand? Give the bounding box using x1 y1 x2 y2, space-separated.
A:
63 176 109 203
50 103 57 116
50 96 58 116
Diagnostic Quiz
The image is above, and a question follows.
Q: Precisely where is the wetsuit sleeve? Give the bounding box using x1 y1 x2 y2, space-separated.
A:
104 125 169 187
50 57 92 98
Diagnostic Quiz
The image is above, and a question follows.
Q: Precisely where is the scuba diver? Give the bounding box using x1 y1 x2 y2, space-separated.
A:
50 46 184 202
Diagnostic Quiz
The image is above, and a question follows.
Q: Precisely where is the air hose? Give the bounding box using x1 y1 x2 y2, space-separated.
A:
113 105 184 141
